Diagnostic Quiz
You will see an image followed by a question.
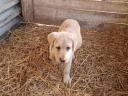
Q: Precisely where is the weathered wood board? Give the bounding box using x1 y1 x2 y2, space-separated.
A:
22 0 128 28
0 6 20 28
0 0 21 37
0 0 19 13
35 0 128 13
0 17 21 37
34 6 128 27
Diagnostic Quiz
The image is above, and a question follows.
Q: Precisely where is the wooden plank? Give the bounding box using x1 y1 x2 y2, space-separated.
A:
101 0 128 2
34 0 128 14
89 0 128 2
96 23 128 33
21 0 34 22
0 0 13 4
0 6 21 27
0 17 21 36
0 0 19 14
34 6 128 28
76 0 128 2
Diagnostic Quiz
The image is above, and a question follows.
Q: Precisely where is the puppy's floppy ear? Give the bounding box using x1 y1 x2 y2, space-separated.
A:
47 32 58 47
48 32 58 60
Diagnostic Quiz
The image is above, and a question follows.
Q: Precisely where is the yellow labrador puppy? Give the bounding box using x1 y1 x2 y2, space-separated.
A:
47 19 82 85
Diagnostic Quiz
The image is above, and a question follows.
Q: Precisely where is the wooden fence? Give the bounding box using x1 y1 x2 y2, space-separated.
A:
22 0 128 28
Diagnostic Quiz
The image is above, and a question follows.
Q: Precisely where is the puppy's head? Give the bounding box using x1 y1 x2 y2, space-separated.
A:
48 32 74 64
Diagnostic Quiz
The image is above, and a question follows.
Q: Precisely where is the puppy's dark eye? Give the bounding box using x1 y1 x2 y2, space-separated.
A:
66 47 70 51
56 46 61 50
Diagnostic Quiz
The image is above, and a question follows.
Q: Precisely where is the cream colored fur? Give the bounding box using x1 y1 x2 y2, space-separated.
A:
47 19 82 85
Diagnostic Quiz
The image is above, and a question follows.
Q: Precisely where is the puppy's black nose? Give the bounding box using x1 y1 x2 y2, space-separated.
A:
60 58 65 63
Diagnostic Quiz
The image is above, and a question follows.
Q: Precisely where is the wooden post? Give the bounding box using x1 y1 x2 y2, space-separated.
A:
21 0 34 22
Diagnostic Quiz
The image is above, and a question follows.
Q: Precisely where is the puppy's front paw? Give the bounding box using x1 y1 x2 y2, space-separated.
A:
63 75 72 85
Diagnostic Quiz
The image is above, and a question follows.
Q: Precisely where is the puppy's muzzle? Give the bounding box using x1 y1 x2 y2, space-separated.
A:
60 58 66 63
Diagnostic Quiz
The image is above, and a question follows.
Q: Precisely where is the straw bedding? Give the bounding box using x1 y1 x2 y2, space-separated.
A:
0 24 128 96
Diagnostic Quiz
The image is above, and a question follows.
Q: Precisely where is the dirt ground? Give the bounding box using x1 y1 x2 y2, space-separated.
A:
0 24 128 96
